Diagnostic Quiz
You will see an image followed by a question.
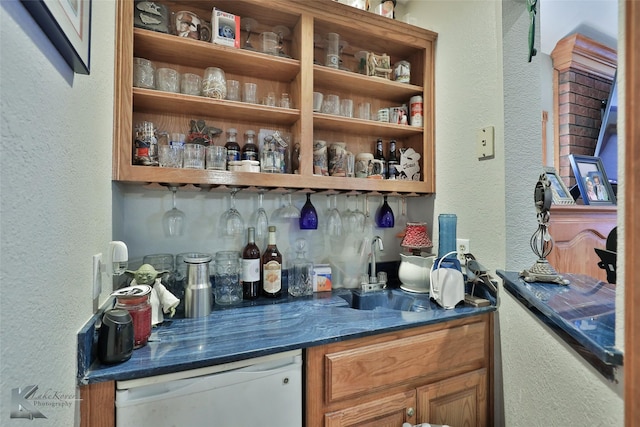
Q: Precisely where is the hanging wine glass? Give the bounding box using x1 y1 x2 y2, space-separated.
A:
343 195 358 234
326 194 343 237
272 192 300 221
299 193 318 229
163 186 186 237
219 188 245 237
251 190 269 249
395 196 408 238
375 195 395 228
352 194 366 233
241 17 259 51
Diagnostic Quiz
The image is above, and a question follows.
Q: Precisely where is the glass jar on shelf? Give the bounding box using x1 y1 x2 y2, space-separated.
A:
202 67 226 99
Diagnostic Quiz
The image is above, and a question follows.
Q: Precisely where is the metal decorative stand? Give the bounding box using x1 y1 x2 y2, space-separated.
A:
520 173 570 285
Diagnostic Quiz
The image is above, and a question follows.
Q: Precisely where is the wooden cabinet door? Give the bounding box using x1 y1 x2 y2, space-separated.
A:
324 390 417 427
417 368 487 427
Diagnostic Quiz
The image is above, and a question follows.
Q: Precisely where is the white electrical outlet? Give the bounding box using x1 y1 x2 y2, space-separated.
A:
476 126 495 160
457 239 470 264
92 253 102 300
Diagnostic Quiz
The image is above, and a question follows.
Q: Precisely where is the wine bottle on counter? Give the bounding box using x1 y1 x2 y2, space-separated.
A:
261 226 283 298
387 139 399 180
242 227 261 300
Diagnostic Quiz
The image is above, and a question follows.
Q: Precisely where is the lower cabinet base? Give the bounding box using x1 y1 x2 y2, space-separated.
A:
305 314 492 427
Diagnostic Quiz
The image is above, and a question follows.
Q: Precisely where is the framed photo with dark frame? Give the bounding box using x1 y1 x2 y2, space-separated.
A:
568 154 616 205
22 0 92 74
543 167 575 205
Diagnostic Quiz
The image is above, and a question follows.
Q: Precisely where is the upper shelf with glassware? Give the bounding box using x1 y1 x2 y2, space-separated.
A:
113 0 437 194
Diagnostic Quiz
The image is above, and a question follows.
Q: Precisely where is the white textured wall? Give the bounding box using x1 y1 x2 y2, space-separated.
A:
0 1 115 425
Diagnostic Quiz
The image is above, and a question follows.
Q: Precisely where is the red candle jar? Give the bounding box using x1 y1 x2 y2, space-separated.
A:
112 285 152 349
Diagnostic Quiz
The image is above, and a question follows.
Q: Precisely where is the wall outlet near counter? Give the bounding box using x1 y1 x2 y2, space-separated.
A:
457 239 470 265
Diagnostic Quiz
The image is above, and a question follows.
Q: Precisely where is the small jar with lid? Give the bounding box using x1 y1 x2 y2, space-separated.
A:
112 285 152 349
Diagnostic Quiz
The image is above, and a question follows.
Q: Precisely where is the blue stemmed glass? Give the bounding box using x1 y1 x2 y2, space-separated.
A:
299 193 318 229
375 195 395 228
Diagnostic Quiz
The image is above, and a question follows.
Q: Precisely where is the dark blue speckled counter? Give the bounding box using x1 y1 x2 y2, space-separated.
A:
497 270 622 379
78 290 494 385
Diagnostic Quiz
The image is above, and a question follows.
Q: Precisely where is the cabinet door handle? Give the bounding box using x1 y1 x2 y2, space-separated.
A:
407 407 415 417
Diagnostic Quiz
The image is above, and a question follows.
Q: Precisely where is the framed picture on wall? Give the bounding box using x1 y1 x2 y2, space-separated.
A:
22 0 92 74
542 167 575 205
568 154 616 205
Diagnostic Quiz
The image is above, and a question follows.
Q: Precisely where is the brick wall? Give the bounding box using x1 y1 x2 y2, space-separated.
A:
550 33 616 187
557 70 613 186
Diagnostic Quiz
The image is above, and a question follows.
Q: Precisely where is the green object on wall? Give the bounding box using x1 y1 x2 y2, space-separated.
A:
527 0 538 62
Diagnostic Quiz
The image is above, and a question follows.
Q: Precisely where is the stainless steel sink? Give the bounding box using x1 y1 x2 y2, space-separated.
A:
337 289 435 312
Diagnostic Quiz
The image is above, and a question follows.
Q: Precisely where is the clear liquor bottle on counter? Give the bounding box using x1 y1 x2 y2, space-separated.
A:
374 138 387 178
261 226 282 298
242 227 261 300
224 128 241 165
387 139 399 179
241 129 258 161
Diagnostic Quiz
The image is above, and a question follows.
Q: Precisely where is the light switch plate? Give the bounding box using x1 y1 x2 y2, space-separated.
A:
477 126 495 160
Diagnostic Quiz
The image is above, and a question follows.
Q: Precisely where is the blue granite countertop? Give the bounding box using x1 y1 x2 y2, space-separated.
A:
497 270 622 379
78 290 495 385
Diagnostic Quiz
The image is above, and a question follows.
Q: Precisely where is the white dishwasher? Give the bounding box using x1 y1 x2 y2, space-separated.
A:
115 349 302 427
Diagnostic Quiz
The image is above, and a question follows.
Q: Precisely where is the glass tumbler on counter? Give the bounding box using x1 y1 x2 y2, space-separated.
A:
214 251 243 305
438 213 457 259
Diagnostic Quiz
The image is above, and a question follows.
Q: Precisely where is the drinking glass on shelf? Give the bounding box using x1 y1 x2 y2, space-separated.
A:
162 186 186 237
241 17 259 51
325 194 343 237
250 190 269 249
219 188 245 237
299 193 318 230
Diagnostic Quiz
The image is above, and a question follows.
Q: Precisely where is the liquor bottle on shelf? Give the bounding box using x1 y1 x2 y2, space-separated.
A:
374 138 387 178
387 139 399 180
225 128 241 165
261 226 283 298
242 227 261 300
241 129 258 161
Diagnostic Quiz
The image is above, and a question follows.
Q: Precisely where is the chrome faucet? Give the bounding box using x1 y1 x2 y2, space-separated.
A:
369 236 384 283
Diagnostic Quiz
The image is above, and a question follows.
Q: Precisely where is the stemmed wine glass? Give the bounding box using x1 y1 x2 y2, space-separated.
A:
375 195 395 228
251 190 269 249
272 192 300 222
325 194 343 237
299 193 318 229
219 188 244 237
352 194 366 233
241 17 258 51
163 186 186 237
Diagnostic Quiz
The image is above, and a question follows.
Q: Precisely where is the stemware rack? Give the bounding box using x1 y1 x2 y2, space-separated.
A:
114 0 437 195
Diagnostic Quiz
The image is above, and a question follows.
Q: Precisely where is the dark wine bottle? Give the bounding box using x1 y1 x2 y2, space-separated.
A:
224 128 241 165
261 226 283 298
242 227 261 300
